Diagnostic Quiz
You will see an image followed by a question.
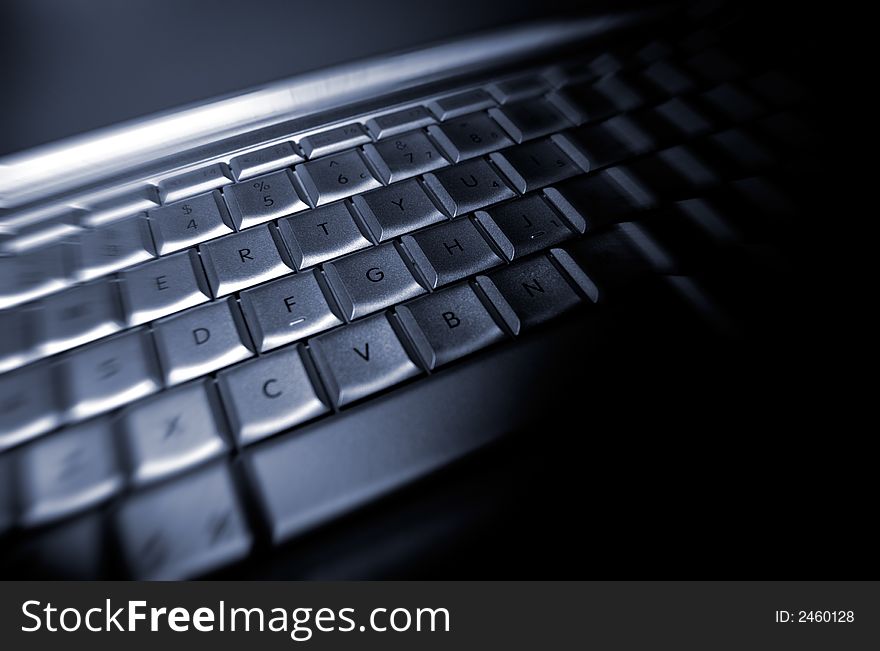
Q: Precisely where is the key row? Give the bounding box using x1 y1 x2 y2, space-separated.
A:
2 117 782 380
0 249 599 546
0 103 565 312
0 191 587 448
0 139 588 373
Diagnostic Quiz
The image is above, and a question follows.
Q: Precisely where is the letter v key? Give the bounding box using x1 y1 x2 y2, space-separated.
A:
353 342 370 361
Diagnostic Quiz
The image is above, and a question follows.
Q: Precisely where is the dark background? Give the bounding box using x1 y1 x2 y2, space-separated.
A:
0 0 612 156
0 0 854 580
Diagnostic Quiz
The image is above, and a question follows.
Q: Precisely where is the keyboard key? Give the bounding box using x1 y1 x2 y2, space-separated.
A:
423 158 516 217
0 308 35 373
60 328 162 421
564 123 635 172
548 169 654 231
300 123 370 158
323 243 425 320
35 279 124 357
296 150 381 206
1 213 82 253
481 254 584 332
230 141 303 180
277 201 372 270
81 186 160 228
239 269 343 352
655 97 716 138
490 138 581 193
685 47 745 84
701 83 764 123
75 214 156 281
17 418 123 527
363 130 447 183
148 191 235 255
396 283 504 369
309 313 420 407
487 75 550 103
488 99 570 143
642 60 696 96
482 195 574 259
352 179 446 242
153 298 254 386
0 242 70 309
222 169 309 229
120 379 227 485
0 362 61 451
199 224 294 297
217 345 328 445
159 163 233 204
427 89 495 120
116 462 252 579
547 83 617 125
427 112 513 162
118 249 211 326
401 218 505 288
628 148 719 200
594 73 654 112
366 106 435 138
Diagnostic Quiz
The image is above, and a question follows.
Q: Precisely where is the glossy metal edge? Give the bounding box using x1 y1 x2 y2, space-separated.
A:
0 14 644 209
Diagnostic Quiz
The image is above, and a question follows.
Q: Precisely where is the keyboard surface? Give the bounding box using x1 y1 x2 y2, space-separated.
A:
0 3 818 578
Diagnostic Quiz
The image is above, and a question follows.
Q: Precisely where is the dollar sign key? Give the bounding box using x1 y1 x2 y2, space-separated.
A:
182 204 192 215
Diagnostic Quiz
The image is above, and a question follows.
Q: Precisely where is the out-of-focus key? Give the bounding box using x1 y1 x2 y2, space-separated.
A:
322 243 425 320
116 463 252 579
481 195 574 259
309 313 421 407
60 328 162 421
230 141 303 180
159 163 233 204
81 186 160 228
427 89 495 120
480 253 589 332
217 345 328 445
239 269 343 352
547 168 655 231
296 150 382 206
701 83 764 123
396 283 505 369
199 224 294 297
300 123 370 158
0 362 61 451
363 130 447 183
402 218 506 288
277 201 372 270
17 418 123 527
153 298 254 386
75 214 155 281
490 138 581 193
366 106 435 139
547 83 617 126
427 112 513 162
0 309 35 373
488 99 571 143
35 279 125 357
118 249 211 326
487 76 550 103
148 191 234 255
0 242 70 309
352 179 446 242
222 169 309 229
423 158 515 217
120 380 227 485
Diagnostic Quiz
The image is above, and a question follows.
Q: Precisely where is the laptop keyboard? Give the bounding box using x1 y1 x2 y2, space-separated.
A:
0 6 813 578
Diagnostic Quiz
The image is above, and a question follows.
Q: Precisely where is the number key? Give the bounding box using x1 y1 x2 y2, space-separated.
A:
295 150 381 206
427 112 513 162
364 130 447 183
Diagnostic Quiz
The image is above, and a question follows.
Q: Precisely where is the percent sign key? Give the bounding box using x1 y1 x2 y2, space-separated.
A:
254 180 275 208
